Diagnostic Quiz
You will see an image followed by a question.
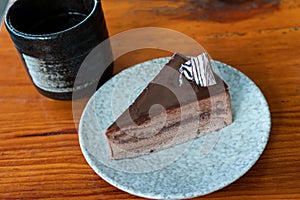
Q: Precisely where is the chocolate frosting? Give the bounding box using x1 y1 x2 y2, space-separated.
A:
108 53 228 131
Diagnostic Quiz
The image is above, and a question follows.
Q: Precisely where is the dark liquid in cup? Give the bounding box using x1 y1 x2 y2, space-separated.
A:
27 12 87 34
6 0 114 100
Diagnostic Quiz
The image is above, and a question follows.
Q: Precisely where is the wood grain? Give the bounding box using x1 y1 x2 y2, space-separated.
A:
1 0 300 199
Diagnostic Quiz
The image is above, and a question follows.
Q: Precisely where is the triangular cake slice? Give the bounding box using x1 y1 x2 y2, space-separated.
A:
105 53 232 160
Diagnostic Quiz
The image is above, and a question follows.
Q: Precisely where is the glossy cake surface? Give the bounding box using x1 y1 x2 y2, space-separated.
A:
105 53 232 159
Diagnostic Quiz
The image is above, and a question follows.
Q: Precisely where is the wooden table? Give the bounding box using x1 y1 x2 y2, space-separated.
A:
1 0 300 199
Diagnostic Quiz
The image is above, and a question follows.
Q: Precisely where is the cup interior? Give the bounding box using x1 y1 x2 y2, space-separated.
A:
6 0 96 35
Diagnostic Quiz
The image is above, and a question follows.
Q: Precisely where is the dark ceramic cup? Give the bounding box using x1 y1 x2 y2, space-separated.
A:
5 0 113 100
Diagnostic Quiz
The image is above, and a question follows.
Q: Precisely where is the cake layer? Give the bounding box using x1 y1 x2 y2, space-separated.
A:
105 53 233 160
107 91 232 160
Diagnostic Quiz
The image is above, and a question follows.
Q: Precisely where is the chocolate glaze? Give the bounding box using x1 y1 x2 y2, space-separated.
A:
107 53 228 132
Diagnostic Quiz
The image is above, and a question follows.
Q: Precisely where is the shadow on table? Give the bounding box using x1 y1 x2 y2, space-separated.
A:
164 0 281 22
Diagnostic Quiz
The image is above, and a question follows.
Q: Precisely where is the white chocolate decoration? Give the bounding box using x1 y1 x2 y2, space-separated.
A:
179 52 217 87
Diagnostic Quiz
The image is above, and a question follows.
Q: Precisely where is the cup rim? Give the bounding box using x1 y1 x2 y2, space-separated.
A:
4 0 98 39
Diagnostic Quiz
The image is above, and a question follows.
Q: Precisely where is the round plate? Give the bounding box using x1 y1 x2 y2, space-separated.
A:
79 58 271 199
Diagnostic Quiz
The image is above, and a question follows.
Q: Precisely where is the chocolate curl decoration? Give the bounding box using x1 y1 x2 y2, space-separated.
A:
179 52 217 87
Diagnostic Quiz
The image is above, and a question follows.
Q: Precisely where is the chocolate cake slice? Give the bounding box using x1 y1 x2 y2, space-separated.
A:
105 53 232 160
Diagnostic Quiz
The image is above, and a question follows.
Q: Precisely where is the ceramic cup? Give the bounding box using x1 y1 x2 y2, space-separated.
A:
5 0 113 100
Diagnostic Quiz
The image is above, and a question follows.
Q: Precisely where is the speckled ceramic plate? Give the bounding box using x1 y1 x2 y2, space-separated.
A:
79 58 271 199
